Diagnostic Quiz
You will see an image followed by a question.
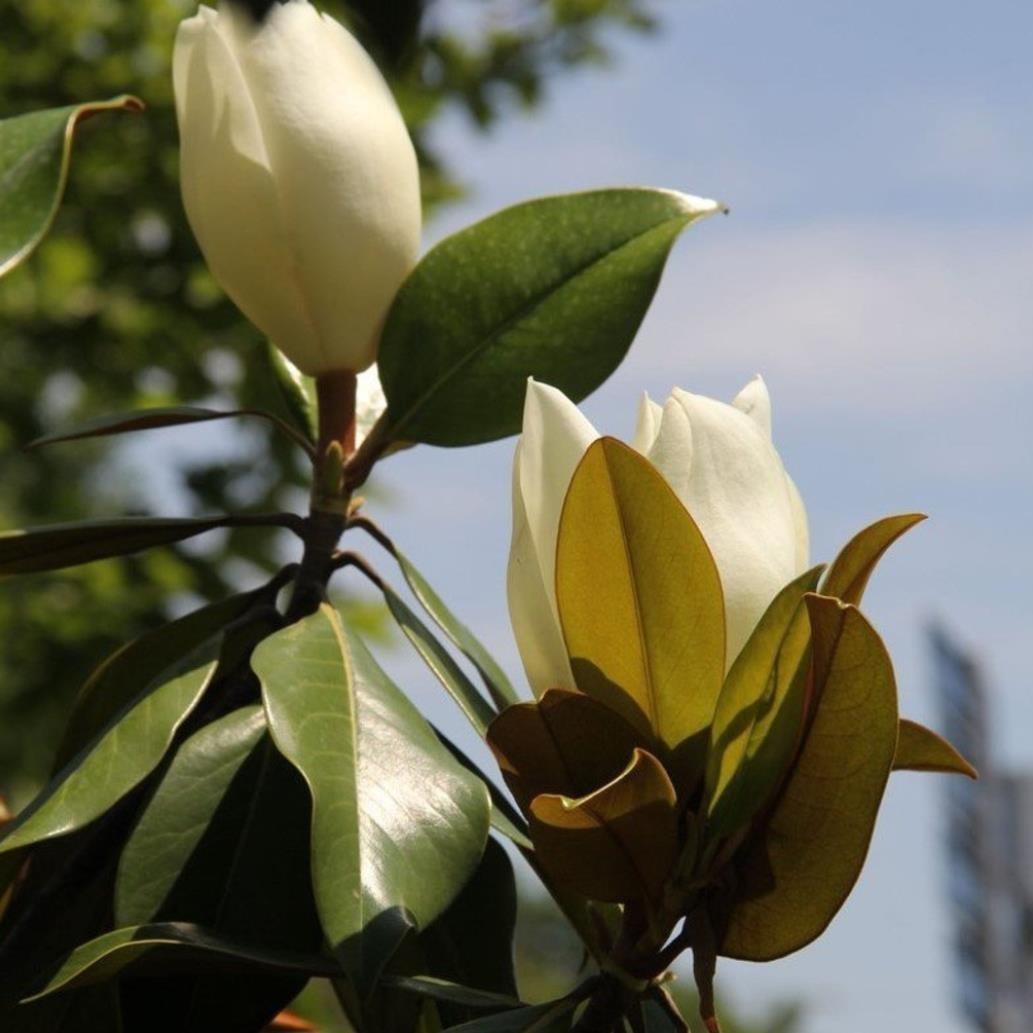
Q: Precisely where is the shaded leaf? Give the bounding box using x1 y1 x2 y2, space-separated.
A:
0 96 142 278
26 922 337 1000
556 438 724 785
704 566 825 841
893 718 977 778
394 546 520 709
717 595 898 960
0 660 217 856
252 605 491 986
530 748 678 904
442 995 580 1032
380 189 723 447
267 344 318 441
487 688 647 814
822 513 925 605
385 976 519 1012
0 516 240 577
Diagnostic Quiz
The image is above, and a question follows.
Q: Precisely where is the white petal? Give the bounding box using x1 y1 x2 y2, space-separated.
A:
646 395 695 504
785 473 810 574
631 392 664 454
517 381 599 612
731 374 772 439
665 388 801 668
507 445 576 695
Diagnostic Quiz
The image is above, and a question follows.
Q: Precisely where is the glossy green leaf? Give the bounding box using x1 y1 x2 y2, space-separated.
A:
0 96 142 278
443 996 580 1032
55 588 266 770
718 595 898 960
28 405 313 455
530 748 678 905
381 581 498 735
894 718 977 778
26 922 337 1001
252 605 491 984
266 344 318 442
0 516 236 577
394 547 520 709
556 438 725 784
822 513 926 605
487 688 647 814
0 660 217 856
380 189 723 447
704 565 825 841
115 706 267 925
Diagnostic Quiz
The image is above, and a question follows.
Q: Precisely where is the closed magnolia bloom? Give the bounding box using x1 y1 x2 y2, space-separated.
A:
174 1 422 375
508 377 809 694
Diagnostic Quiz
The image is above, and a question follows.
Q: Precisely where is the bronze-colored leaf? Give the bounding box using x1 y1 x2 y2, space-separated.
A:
717 595 898 960
486 688 649 814
556 437 725 788
822 513 925 605
529 748 678 904
893 718 977 779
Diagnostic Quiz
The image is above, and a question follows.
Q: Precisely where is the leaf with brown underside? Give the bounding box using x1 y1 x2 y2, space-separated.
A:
821 513 926 605
486 688 650 814
893 718 977 778
556 437 725 790
717 595 898 960
529 748 678 905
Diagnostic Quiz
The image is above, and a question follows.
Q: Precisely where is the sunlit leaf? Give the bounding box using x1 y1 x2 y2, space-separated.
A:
822 513 926 605
380 189 723 446
717 595 897 960
0 96 142 279
893 718 977 778
0 660 217 856
556 437 725 786
704 565 825 840
529 748 678 904
252 605 491 987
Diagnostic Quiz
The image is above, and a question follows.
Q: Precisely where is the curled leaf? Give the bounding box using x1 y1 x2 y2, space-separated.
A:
822 513 925 605
894 718 977 779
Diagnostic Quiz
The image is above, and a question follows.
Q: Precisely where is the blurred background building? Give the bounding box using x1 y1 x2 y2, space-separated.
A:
933 627 1033 1033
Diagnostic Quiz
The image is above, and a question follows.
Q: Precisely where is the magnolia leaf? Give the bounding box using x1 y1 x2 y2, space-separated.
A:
386 977 520 1012
252 605 491 986
0 660 217 856
822 513 926 605
529 748 678 905
556 437 725 785
25 922 336 1001
0 516 236 578
0 96 142 279
266 344 318 442
442 996 580 1032
486 688 647 814
894 718 977 779
379 189 723 447
704 565 825 841
55 587 266 770
718 595 897 960
393 547 520 709
381 581 498 735
115 706 267 924
28 405 313 455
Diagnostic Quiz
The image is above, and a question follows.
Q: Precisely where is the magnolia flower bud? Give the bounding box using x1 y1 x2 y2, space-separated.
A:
173 1 421 375
508 377 809 692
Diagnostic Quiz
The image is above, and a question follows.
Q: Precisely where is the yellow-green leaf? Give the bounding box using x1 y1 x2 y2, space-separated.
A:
486 688 648 814
717 595 898 960
704 565 825 841
822 513 926 605
529 748 678 905
894 718 977 779
555 437 725 786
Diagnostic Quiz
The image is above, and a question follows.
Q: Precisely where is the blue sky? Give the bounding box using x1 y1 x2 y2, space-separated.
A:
122 2 1031 1030
367 2 1033 1031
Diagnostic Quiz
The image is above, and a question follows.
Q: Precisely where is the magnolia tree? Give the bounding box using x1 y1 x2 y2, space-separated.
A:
0 3 977 1032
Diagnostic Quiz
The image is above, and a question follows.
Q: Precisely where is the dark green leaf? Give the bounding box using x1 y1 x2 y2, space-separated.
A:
0 96 142 278
394 547 520 709
267 343 318 442
25 922 337 1000
252 605 491 986
385 976 520 1012
443 996 579 1032
380 188 723 446
0 660 217 856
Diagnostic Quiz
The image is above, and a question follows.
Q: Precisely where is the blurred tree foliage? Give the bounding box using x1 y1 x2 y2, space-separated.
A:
0 0 659 789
